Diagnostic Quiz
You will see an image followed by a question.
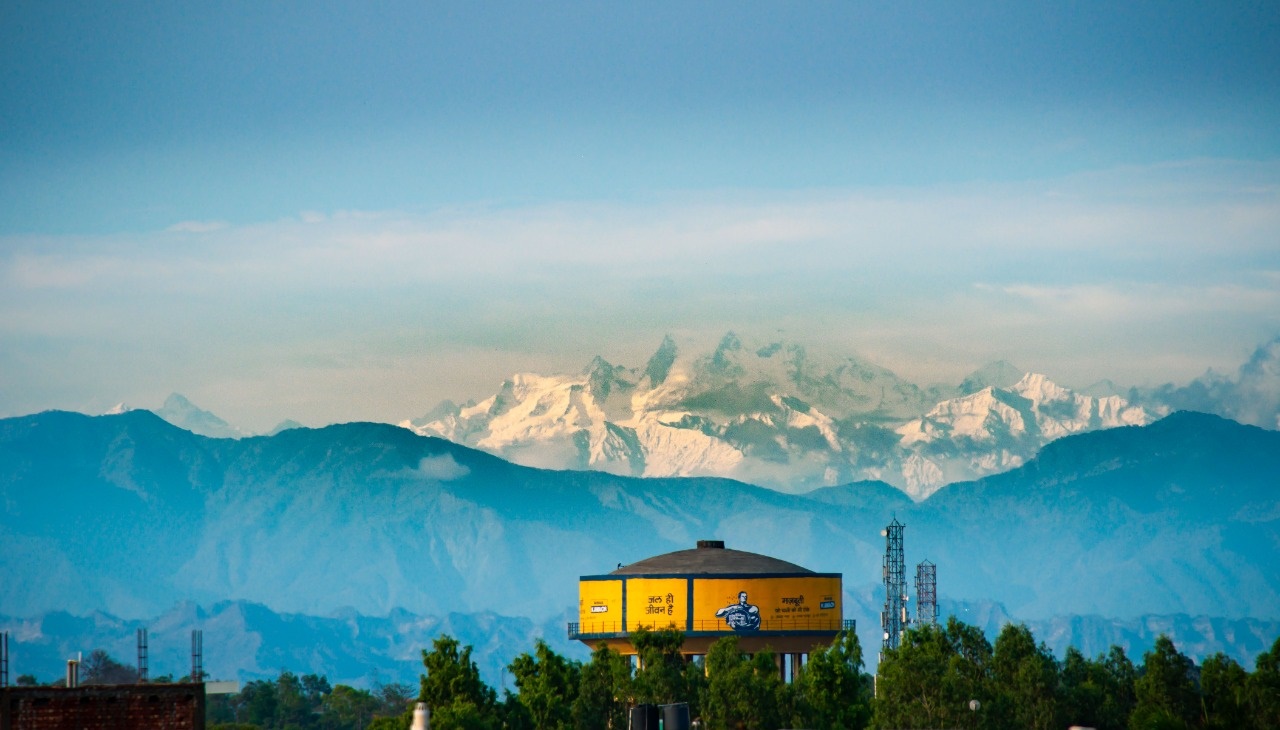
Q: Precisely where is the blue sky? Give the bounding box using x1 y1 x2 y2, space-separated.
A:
2 2 1278 430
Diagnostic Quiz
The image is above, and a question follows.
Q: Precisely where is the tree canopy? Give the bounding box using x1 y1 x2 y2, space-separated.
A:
180 624 1280 730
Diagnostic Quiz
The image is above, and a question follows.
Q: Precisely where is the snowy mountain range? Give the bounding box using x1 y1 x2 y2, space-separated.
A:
402 333 1154 499
141 334 1279 501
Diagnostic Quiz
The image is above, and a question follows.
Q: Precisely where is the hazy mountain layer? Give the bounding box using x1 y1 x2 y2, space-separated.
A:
154 393 248 439
3 600 1275 687
2 409 1277 631
0 600 569 689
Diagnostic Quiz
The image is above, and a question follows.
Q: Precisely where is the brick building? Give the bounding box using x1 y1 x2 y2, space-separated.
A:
0 684 205 730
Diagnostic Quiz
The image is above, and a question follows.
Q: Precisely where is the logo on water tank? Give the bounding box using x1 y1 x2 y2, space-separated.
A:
715 591 761 632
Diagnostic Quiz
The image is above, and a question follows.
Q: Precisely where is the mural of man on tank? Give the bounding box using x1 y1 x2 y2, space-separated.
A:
715 591 760 631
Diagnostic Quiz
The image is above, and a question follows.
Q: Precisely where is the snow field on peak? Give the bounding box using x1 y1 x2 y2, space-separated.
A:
405 341 1155 500
476 372 608 449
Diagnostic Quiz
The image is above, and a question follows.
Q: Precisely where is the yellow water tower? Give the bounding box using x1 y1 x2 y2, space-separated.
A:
570 540 850 672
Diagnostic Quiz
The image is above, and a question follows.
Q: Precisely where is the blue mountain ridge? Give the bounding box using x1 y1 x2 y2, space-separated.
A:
1 409 1277 677
0 599 567 689
3 599 1277 689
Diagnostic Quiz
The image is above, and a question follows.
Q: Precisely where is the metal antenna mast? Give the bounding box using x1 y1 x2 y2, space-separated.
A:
2 631 8 688
881 517 907 659
915 559 937 627
191 629 203 683
137 628 149 683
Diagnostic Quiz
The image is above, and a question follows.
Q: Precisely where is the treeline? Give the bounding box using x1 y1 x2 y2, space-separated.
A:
408 629 870 730
207 627 868 730
31 619 1280 730
11 649 146 687
400 622 1280 730
876 618 1280 730
205 671 414 730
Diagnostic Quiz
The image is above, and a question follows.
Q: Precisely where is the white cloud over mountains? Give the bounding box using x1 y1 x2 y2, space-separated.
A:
416 455 470 482
1 160 1277 431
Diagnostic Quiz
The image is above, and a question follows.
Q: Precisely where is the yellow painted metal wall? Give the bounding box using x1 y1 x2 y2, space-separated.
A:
578 578 624 634
579 574 841 634
692 577 841 632
625 577 688 631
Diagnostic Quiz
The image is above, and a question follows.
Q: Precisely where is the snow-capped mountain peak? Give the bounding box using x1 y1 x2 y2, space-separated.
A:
403 334 1160 501
891 372 1149 498
151 393 248 439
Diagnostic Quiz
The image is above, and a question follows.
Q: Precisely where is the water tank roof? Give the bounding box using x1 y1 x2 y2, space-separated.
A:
611 542 814 576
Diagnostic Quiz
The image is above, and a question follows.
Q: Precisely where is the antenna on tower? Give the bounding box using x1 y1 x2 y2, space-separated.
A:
191 629 203 683
915 559 937 627
2 631 9 688
137 628 149 683
881 516 907 661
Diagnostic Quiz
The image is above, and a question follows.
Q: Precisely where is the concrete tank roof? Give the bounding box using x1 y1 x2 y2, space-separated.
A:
611 540 814 576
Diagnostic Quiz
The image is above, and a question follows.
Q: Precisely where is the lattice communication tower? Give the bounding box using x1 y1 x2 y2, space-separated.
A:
191 629 203 683
881 517 907 658
137 628 149 683
915 559 937 626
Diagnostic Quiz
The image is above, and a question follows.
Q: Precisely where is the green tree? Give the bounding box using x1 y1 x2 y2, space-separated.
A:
1199 652 1250 730
323 684 381 730
1060 646 1135 730
498 691 535 730
303 673 332 702
572 642 632 730
792 630 870 730
682 654 708 723
1247 636 1280 729
1102 645 1139 728
1061 647 1103 728
80 648 139 685
1131 635 1198 730
507 639 581 730
275 670 316 728
420 635 498 730
240 679 279 727
367 716 411 730
630 627 691 706
701 636 790 730
374 681 416 718
873 618 996 730
991 623 1060 730
206 691 237 725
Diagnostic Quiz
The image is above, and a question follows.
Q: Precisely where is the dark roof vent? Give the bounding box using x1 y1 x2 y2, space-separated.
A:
696 540 725 549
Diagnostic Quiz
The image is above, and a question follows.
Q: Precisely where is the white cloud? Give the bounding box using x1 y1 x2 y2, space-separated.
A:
416 454 470 482
0 159 1276 429
992 280 1280 320
165 220 230 234
6 159 1278 291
